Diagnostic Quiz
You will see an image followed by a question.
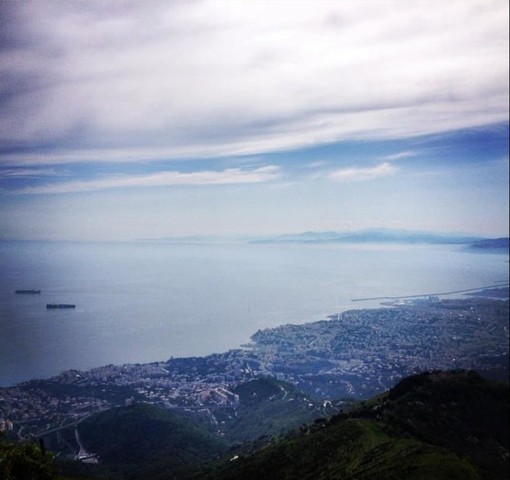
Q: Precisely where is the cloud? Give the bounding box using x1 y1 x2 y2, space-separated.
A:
0 0 508 167
0 168 64 177
381 151 418 161
327 162 398 182
17 165 280 194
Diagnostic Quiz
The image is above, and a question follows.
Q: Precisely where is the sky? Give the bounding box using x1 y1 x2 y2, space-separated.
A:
0 0 508 241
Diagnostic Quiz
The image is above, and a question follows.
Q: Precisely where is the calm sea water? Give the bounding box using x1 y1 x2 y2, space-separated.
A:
0 241 508 386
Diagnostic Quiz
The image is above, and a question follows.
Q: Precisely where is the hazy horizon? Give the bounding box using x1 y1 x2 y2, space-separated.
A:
0 226 506 245
0 1 508 241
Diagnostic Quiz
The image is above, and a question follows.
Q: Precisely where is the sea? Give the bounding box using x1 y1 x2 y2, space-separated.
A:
0 240 508 387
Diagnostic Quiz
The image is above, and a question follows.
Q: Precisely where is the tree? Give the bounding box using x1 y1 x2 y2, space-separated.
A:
0 434 57 480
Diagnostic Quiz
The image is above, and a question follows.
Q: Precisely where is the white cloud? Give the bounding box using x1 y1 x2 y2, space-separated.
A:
17 166 280 194
328 162 398 182
0 0 508 165
381 151 418 161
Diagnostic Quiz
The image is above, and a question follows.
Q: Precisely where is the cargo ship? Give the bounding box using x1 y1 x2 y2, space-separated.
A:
15 290 41 294
46 304 76 309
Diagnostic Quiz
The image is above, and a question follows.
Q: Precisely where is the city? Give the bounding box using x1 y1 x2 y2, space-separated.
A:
1 296 508 439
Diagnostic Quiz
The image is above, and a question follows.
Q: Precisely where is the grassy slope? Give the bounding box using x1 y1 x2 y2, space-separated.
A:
76 404 226 480
200 418 478 480
200 371 509 480
222 377 325 444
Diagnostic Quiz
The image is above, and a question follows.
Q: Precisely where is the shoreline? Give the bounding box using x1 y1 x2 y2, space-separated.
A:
4 293 509 389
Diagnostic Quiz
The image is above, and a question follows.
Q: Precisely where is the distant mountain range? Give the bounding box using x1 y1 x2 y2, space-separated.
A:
469 237 510 252
143 229 509 249
250 229 485 245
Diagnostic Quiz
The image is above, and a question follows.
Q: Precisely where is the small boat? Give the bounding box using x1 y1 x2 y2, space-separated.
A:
15 290 41 294
46 304 76 309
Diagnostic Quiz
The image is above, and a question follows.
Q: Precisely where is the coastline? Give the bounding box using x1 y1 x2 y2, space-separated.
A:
1 295 508 439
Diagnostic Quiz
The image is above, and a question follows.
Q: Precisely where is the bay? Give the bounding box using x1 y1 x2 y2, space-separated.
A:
0 240 508 386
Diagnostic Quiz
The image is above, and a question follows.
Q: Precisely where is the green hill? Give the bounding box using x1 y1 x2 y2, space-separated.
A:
56 378 328 479
199 370 509 480
219 377 337 445
72 404 226 480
